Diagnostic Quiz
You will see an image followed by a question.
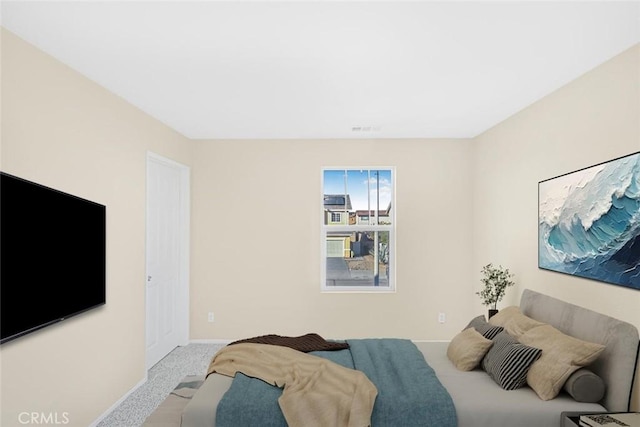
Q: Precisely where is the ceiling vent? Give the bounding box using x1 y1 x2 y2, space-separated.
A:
351 125 381 133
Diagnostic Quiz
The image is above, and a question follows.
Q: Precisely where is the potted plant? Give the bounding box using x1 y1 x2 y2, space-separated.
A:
476 263 515 318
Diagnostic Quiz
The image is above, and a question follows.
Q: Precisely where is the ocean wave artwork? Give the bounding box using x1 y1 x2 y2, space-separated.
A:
538 152 640 290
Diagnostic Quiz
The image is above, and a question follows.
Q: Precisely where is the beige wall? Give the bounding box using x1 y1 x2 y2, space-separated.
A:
473 44 640 410
190 139 474 341
2 24 639 424
0 29 193 426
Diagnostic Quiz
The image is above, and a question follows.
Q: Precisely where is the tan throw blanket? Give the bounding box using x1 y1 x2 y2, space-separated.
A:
208 343 378 427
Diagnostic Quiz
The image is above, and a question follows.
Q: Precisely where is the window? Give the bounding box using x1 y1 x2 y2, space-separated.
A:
321 168 395 292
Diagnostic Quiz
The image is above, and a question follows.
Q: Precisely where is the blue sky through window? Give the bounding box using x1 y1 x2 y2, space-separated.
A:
323 169 392 211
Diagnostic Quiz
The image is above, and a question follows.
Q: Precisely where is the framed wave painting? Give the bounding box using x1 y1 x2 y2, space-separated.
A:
538 151 640 290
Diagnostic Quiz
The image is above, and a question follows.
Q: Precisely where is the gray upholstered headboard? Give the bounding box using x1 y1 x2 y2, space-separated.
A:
520 289 639 412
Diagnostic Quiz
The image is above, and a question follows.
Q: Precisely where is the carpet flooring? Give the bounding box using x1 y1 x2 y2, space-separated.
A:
97 343 224 427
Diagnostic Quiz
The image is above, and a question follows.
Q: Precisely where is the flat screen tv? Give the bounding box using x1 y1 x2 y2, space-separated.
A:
1 172 106 344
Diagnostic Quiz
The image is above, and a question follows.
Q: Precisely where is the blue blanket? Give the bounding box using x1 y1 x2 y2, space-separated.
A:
215 339 457 427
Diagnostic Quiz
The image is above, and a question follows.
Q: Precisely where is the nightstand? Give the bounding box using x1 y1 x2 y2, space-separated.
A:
561 411 640 427
561 411 602 427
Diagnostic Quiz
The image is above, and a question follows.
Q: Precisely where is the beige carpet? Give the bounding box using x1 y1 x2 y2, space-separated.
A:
142 376 205 427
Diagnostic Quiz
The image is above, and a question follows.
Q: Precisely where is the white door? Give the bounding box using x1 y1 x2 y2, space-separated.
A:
146 152 190 369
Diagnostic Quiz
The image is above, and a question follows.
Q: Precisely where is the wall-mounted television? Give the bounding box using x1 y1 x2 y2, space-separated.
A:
1 172 106 344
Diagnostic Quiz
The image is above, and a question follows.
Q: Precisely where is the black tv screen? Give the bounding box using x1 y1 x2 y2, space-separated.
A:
1 172 106 344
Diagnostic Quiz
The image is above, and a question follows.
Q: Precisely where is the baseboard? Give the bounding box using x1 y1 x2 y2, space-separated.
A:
89 374 148 427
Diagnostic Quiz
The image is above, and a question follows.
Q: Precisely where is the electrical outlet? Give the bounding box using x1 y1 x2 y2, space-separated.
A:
438 312 446 324
208 312 214 323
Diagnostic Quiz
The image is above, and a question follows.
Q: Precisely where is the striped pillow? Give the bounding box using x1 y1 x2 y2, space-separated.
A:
465 315 504 340
476 323 504 340
482 331 542 390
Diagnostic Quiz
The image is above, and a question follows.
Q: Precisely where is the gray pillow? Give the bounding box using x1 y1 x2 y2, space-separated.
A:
465 315 486 328
482 331 542 390
563 368 606 403
465 315 504 340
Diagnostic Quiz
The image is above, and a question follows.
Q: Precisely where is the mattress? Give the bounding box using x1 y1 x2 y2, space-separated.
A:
417 341 604 427
181 341 605 427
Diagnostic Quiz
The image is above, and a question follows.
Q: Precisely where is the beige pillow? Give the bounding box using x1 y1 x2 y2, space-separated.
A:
489 306 545 339
447 328 493 371
519 324 605 400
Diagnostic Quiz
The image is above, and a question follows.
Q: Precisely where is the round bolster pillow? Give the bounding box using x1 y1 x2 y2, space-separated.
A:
563 368 606 403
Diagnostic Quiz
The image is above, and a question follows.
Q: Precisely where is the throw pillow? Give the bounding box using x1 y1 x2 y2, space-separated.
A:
481 331 542 390
488 306 545 339
465 314 486 327
563 368 606 403
519 324 605 401
447 328 494 371
465 315 504 340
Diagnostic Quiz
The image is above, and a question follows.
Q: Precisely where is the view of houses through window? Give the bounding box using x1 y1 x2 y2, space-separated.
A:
322 168 394 291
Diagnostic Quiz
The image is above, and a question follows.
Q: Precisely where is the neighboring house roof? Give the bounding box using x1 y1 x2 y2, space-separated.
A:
324 194 352 211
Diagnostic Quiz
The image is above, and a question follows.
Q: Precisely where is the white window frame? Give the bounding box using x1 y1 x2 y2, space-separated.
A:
321 167 396 293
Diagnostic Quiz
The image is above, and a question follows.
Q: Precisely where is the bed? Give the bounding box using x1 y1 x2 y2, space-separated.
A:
181 289 639 427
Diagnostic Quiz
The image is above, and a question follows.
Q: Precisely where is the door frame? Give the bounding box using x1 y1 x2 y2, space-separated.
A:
145 151 190 369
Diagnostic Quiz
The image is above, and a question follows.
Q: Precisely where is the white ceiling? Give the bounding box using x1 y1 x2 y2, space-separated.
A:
2 1 639 139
